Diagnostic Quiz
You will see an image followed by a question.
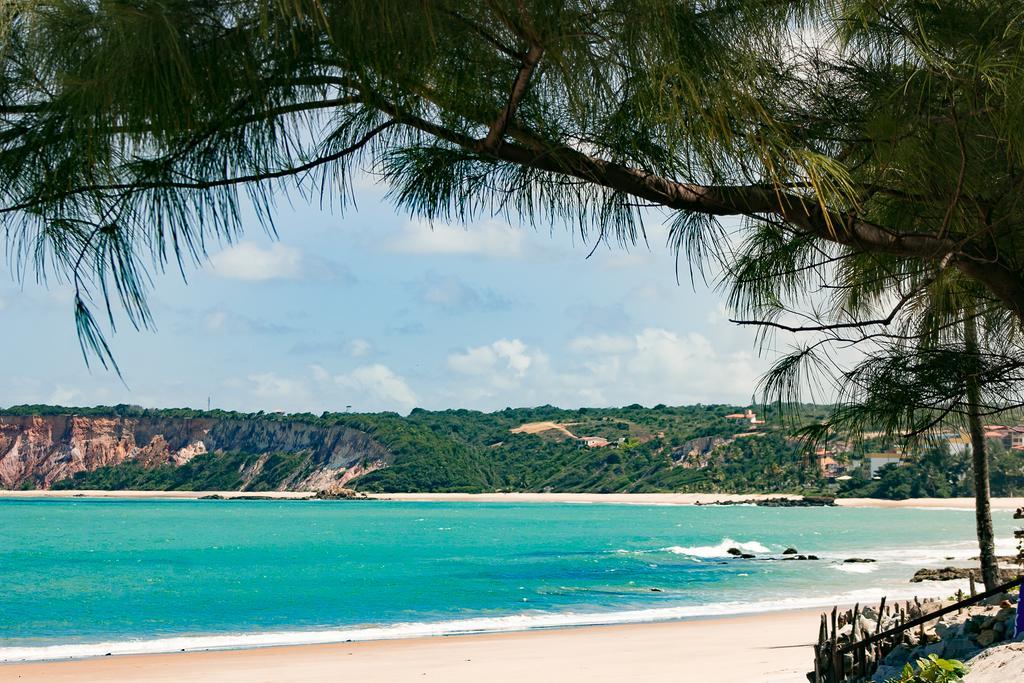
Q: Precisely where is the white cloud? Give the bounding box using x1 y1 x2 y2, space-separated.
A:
435 327 762 410
333 364 418 414
48 385 79 406
412 273 512 313
566 327 760 404
448 339 542 380
209 240 354 284
209 242 303 281
567 333 634 354
349 339 372 357
201 308 293 335
388 219 527 258
231 364 418 414
245 372 313 408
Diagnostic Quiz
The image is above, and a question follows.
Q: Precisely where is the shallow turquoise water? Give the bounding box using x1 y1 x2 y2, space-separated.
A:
0 499 1014 660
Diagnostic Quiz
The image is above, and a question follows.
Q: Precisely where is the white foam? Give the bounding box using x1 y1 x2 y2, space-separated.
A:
833 537 1016 567
660 538 771 558
1 579 969 663
832 563 879 574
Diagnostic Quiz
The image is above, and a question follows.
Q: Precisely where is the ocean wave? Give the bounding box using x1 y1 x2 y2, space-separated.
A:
0 579 969 663
659 538 771 558
832 537 1016 567
832 563 879 574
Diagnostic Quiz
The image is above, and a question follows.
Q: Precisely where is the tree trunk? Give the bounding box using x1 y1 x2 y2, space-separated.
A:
964 312 999 590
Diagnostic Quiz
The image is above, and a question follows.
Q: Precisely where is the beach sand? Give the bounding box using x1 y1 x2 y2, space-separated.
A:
4 489 1023 509
0 608 823 683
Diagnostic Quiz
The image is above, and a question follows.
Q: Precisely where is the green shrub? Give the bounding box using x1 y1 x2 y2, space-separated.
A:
887 654 968 683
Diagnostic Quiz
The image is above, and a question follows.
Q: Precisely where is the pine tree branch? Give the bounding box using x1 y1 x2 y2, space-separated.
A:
480 43 544 151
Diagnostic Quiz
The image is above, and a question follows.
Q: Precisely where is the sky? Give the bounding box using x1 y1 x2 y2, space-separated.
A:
0 181 783 414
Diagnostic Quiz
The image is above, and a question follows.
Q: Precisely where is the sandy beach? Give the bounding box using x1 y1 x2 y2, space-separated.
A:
4 489 1022 509
0 608 823 683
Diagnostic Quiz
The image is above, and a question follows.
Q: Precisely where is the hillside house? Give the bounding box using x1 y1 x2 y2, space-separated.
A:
814 448 845 478
983 425 1024 450
938 431 971 455
723 409 765 426
579 436 610 448
866 452 904 477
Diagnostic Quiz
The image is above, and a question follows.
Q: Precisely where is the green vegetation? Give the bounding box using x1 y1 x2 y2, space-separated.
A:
886 655 967 683
51 451 318 492
299 404 826 493
18 403 1022 496
13 403 834 494
839 445 971 500
836 441 1024 500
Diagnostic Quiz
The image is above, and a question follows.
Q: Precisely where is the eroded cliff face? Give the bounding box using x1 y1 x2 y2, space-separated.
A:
0 414 392 490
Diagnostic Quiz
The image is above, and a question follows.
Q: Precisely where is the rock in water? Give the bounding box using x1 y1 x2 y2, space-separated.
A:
844 558 876 563
910 566 1018 583
726 547 742 556
782 547 798 555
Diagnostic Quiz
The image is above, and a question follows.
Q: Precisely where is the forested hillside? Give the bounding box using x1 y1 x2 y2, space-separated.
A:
2 403 833 493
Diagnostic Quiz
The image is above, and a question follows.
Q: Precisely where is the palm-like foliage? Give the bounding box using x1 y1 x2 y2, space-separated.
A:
3 1 1024 370
4 0 1023 590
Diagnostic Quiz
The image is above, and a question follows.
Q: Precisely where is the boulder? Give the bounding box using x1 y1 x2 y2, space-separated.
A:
740 553 756 559
882 645 914 668
910 566 1018 583
843 558 876 563
726 547 742 556
782 547 798 555
963 642 1024 682
940 636 981 661
975 629 998 647
314 486 368 500
964 615 985 635
994 607 1016 622
871 664 903 682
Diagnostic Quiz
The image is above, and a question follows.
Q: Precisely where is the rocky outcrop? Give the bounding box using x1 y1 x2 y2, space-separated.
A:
0 414 394 490
699 496 835 507
910 566 1019 583
962 642 1024 682
670 436 725 468
0 415 212 488
871 603 1021 681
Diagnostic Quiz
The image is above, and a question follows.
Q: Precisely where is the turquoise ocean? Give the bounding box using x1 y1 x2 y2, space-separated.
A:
0 499 1015 661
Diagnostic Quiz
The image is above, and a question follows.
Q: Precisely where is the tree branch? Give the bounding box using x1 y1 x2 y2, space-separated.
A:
728 285 921 333
2 121 396 206
480 42 543 152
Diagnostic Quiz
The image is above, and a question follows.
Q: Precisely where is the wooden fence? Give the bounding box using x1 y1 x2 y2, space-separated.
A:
810 575 1023 683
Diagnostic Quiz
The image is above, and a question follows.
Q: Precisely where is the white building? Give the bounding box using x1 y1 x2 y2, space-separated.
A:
867 454 903 477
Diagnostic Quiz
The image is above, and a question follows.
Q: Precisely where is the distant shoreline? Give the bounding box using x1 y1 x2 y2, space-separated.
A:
2 489 1023 509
